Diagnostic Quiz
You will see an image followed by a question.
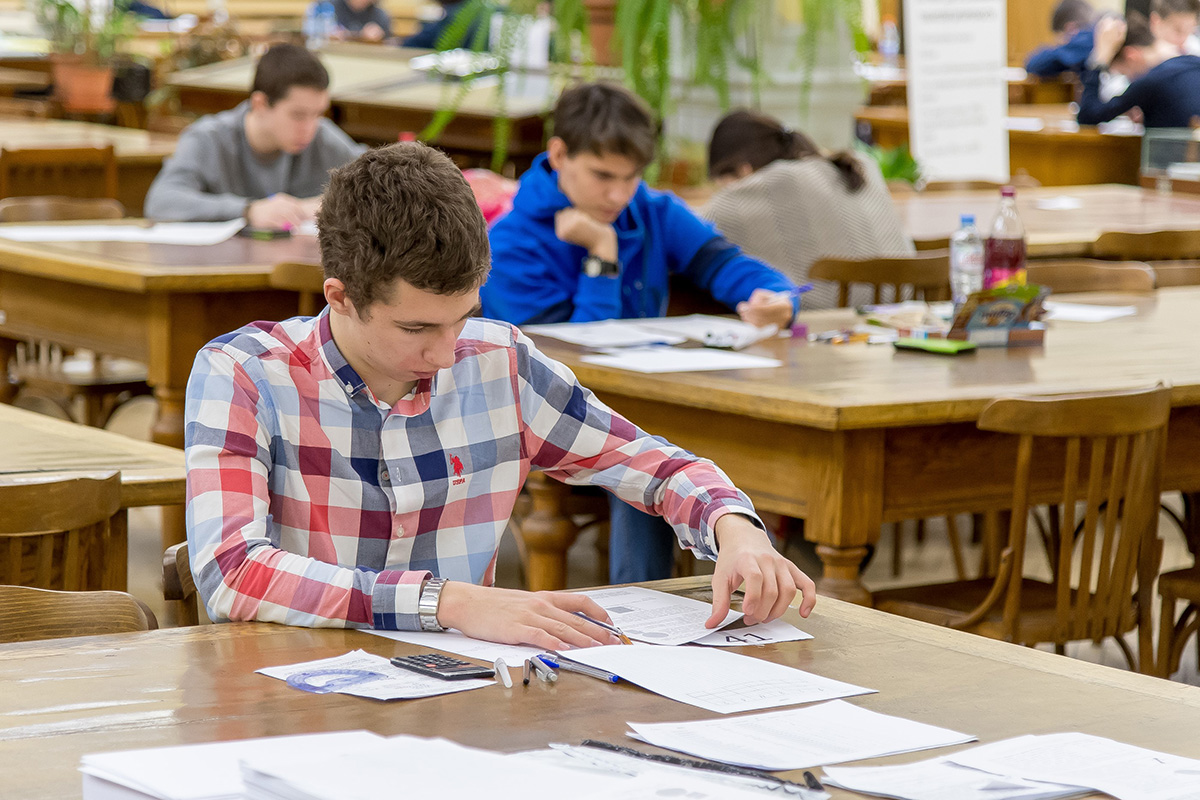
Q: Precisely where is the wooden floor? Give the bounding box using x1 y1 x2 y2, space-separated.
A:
105 399 1200 686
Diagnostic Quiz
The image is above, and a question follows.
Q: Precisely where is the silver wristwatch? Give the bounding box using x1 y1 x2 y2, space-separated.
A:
418 577 447 632
582 254 620 278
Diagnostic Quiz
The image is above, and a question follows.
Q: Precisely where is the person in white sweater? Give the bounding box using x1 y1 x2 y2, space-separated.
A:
701 110 914 310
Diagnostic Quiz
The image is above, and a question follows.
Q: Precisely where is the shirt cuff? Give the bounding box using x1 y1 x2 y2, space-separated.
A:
370 569 431 630
700 503 766 558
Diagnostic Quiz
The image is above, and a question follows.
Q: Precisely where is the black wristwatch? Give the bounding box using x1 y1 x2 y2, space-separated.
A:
582 254 621 278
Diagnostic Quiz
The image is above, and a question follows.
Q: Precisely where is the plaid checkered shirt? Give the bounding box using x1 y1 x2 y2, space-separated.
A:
185 310 762 629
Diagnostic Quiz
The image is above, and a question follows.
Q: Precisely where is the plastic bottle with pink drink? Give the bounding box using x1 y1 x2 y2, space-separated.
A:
983 186 1027 289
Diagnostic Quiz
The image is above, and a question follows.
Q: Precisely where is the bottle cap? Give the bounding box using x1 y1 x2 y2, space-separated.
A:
1001 186 1015 197
960 214 975 225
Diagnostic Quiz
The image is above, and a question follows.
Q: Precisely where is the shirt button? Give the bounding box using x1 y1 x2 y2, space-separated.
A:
634 281 643 290
379 468 390 484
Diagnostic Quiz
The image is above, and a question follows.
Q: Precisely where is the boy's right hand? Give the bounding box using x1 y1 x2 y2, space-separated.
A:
555 208 618 263
1091 16 1126 68
246 194 310 230
435 582 623 650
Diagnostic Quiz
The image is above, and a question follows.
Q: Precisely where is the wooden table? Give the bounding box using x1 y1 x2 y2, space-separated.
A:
524 288 1200 602
0 403 185 589
0 65 48 95
0 229 316 448
2 577 1197 799
894 183 1200 257
0 119 178 215
165 43 427 115
856 104 1142 187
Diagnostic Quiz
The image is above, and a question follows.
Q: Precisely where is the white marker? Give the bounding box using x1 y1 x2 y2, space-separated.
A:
493 657 512 688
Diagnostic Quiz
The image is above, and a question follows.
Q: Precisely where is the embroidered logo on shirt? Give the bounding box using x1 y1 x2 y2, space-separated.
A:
450 454 466 485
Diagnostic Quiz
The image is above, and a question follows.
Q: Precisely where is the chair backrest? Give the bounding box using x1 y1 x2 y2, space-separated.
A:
0 472 124 591
0 196 125 222
163 541 199 626
1025 259 1157 294
0 146 119 200
977 385 1171 645
269 261 326 317
0 585 156 643
1147 260 1200 287
1091 229 1200 260
808 251 951 307
0 96 54 119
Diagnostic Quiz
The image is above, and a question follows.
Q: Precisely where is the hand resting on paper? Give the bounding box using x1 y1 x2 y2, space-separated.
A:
736 287 795 330
436 582 624 650
709 513 817 628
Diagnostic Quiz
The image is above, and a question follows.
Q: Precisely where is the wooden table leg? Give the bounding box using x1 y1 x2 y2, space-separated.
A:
517 473 579 591
0 336 17 405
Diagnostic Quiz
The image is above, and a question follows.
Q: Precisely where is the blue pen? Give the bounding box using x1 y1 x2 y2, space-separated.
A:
539 653 620 684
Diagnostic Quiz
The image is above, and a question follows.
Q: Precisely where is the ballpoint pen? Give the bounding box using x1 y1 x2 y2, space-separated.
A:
573 611 633 644
538 653 620 684
579 740 811 792
529 655 558 683
522 658 531 686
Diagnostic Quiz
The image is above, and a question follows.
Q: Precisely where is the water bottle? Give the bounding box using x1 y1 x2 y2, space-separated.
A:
983 186 1027 289
880 17 901 68
950 214 984 306
303 2 323 49
319 1 338 44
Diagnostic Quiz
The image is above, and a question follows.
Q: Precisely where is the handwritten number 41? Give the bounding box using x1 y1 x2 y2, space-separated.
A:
723 632 769 644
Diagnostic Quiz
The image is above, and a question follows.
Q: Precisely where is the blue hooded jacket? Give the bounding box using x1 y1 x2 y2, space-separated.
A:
1025 28 1094 77
482 153 798 325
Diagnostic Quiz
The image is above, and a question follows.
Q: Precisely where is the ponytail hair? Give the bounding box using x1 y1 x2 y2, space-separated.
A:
708 109 865 192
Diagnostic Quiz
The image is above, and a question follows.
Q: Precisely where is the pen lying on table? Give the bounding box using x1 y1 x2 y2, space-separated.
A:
537 654 620 683
573 611 633 644
578 739 820 793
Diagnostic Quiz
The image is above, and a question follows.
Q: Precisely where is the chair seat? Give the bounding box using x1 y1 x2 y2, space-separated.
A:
874 577 1135 644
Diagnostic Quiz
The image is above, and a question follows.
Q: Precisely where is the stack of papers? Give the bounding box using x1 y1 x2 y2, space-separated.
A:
627 699 975 769
580 585 741 646
565 644 873 713
580 346 782 374
1041 301 1137 322
80 731 382 800
239 735 782 800
525 314 779 351
823 756 1084 800
256 649 493 700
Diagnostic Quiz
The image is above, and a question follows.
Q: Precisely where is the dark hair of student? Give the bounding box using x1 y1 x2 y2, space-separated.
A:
1123 11 1157 49
250 43 331 106
552 82 657 169
317 142 491 313
1151 0 1200 18
707 109 866 192
1051 0 1096 33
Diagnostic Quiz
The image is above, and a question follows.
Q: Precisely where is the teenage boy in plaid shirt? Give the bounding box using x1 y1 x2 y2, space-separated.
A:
185 142 815 649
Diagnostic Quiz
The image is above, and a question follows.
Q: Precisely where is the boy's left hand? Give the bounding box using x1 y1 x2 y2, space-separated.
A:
737 288 794 329
708 513 816 628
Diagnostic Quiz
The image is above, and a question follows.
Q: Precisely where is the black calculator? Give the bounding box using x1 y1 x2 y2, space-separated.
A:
389 653 495 680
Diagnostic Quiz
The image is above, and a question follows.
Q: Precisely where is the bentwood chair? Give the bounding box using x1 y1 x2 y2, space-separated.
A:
163 542 200 626
1157 566 1200 679
874 385 1171 673
809 252 951 307
0 196 125 222
0 585 156 643
270 261 327 316
0 472 127 592
1091 229 1200 261
1025 260 1157 294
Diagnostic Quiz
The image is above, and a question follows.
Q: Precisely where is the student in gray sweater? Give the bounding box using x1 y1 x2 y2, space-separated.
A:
145 44 365 229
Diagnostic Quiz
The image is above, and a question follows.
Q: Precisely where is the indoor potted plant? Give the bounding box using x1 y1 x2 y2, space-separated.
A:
37 0 138 113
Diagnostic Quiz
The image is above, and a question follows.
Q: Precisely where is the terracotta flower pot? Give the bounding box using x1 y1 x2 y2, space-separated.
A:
582 0 619 67
52 57 116 114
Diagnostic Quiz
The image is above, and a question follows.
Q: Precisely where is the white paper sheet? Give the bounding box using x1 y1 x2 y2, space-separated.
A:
0 219 244 246
948 733 1200 800
565 644 873 714
581 346 782 374
1042 302 1137 322
629 699 974 770
822 756 1085 800
366 627 543 664
255 649 492 700
1032 196 1083 211
580 586 740 646
523 320 689 348
238 735 777 800
80 731 382 800
692 617 813 647
637 314 780 349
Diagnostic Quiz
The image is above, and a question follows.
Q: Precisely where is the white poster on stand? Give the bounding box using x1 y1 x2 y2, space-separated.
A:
903 0 1009 182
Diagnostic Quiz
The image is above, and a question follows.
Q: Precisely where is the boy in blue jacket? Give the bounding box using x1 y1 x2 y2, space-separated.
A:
483 82 800 584
1026 0 1098 77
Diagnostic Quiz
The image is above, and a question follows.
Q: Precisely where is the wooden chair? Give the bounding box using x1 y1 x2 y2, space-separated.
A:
163 542 200 626
0 196 125 222
1156 565 1200 679
0 146 119 200
0 96 55 119
1025 260 1157 294
0 585 156 643
874 385 1171 674
1091 229 1200 261
0 472 127 592
269 261 326 316
808 252 951 307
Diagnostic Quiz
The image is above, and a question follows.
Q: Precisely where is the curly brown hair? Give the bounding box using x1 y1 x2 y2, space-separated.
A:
317 142 490 314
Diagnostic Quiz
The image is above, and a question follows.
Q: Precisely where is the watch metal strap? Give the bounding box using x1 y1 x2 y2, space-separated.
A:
418 577 447 632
